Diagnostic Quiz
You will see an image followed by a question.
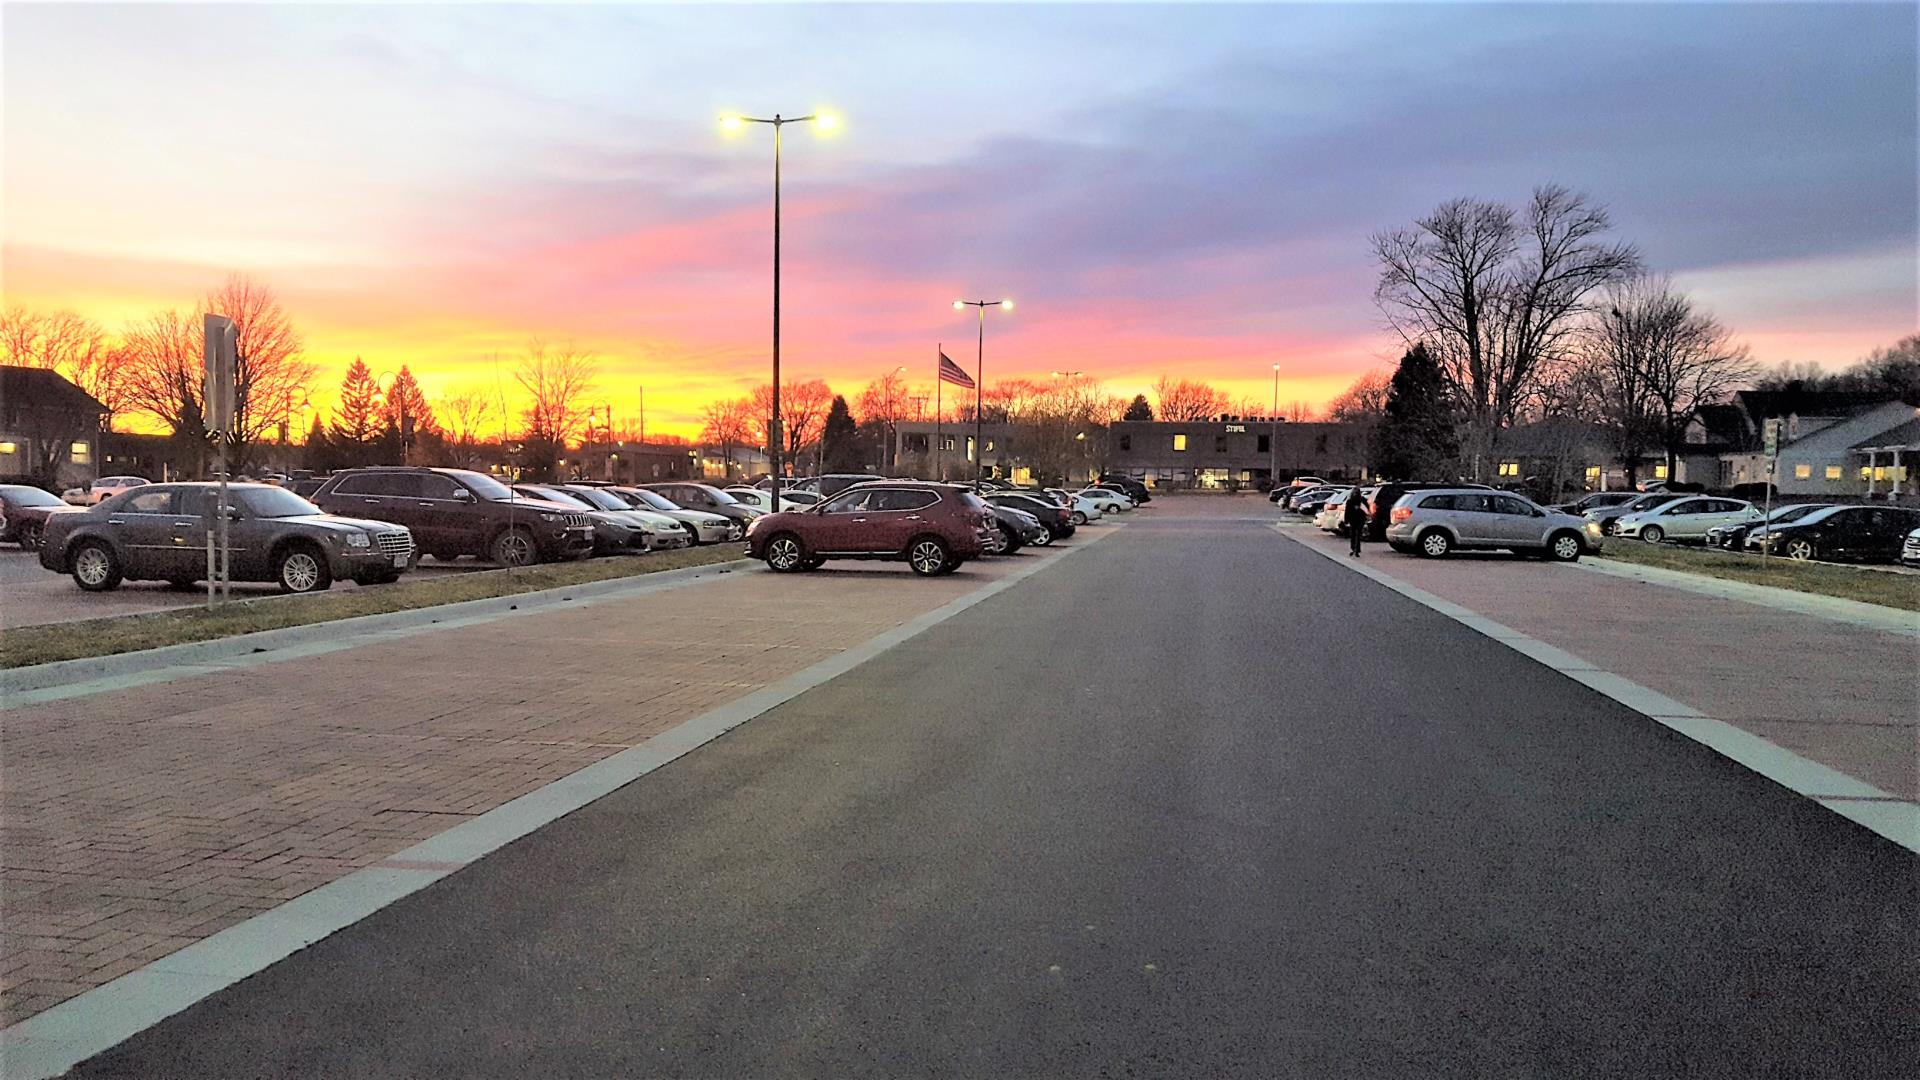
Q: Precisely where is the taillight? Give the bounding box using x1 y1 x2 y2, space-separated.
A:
1391 506 1412 522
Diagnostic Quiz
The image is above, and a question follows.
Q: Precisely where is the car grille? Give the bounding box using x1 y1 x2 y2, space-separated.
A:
374 530 412 558
565 513 591 528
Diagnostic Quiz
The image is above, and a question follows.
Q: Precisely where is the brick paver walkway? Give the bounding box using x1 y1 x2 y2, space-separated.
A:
1286 525 1918 801
0 558 1018 1024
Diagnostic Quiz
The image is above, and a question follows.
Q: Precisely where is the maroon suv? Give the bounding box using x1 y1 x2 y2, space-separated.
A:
745 481 993 576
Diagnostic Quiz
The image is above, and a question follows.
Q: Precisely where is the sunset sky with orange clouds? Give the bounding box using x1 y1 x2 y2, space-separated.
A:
5 3 1914 439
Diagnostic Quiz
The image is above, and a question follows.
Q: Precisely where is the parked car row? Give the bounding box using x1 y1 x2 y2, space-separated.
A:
23 466 775 595
744 477 1143 576
1281 479 1920 568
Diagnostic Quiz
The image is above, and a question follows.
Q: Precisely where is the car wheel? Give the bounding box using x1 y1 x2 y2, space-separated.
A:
17 520 43 551
70 540 122 591
1388 541 1414 554
275 544 333 593
1640 525 1665 544
907 536 952 576
1784 538 1816 561
491 527 539 567
800 555 826 571
1030 528 1053 547
429 549 462 562
166 577 198 591
1548 532 1583 562
1071 511 1087 525
1416 529 1451 558
764 533 807 572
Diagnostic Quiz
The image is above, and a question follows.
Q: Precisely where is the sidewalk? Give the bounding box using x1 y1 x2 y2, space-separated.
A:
1282 525 1916 832
0 555 1036 1026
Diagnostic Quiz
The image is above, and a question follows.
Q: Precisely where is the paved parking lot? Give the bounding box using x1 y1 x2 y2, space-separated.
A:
1 549 489 630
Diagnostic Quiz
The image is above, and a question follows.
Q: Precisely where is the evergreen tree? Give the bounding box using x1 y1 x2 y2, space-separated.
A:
304 414 335 474
1371 343 1460 481
331 357 381 466
380 365 438 441
821 395 863 473
1123 394 1154 422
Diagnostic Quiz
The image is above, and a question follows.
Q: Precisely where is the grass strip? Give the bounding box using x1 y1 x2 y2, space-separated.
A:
1597 541 1919 611
2 546 748 669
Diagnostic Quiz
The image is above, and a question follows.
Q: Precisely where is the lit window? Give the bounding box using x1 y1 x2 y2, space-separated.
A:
0 441 16 456
69 441 91 464
1793 464 1812 480
1825 465 1842 480
1172 434 1187 452
1584 466 1602 482
985 439 995 452
1653 464 1669 480
1873 466 1888 482
1497 462 1520 477
1860 466 1872 480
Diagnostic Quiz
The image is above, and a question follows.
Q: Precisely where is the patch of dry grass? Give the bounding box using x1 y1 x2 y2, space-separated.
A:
1598 541 1919 611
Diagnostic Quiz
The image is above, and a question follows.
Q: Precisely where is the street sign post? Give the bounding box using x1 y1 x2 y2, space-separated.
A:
203 314 238 607
1760 418 1781 561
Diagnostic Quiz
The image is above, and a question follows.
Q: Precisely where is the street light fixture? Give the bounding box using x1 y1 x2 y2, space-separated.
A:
721 109 838 511
956 298 1011 483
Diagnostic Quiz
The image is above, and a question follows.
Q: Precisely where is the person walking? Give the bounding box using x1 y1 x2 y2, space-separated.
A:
1343 485 1369 556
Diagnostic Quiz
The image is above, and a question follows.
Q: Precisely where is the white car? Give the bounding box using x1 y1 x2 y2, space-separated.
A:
61 475 150 505
1615 496 1761 543
725 487 820 513
1315 489 1352 531
1076 488 1132 513
1044 489 1103 524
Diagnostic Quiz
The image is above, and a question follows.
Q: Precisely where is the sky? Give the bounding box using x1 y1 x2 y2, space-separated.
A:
4 2 1916 439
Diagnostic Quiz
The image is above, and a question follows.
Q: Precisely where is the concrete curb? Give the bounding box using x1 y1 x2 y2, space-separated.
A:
1576 556 1918 637
1 559 747 701
1273 525 1918 856
0 529 1124 1079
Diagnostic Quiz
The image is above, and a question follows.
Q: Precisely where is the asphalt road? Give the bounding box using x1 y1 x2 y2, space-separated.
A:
70 513 1918 1078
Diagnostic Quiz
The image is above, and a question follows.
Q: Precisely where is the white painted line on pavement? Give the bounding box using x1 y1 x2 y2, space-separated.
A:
0 529 1123 1080
1273 525 1918 856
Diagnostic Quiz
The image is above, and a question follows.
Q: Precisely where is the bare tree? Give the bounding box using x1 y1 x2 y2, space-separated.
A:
204 275 317 467
1152 376 1232 421
120 308 206 441
1615 278 1755 478
700 397 756 480
1326 370 1393 423
750 379 833 466
436 387 496 468
1374 185 1638 477
0 307 131 425
514 340 600 476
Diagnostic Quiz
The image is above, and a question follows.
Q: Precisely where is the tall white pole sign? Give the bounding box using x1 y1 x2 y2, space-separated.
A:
203 314 238 607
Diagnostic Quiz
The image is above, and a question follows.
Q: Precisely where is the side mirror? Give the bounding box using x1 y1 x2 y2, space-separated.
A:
452 488 475 502
227 506 245 521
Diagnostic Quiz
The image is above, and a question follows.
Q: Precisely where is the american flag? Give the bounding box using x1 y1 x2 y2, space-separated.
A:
937 351 976 389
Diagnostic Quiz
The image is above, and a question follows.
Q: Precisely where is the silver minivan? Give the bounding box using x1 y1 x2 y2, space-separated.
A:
1384 488 1604 561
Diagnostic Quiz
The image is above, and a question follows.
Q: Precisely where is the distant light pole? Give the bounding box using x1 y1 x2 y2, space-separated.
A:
882 364 906 474
722 109 839 511
1270 363 1281 484
955 298 1012 483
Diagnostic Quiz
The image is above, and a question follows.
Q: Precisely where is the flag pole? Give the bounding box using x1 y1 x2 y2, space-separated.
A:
934 343 943 482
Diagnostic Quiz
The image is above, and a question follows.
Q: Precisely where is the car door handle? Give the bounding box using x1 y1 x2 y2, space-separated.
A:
363 498 379 505
417 501 434 507
172 520 196 527
851 517 867 523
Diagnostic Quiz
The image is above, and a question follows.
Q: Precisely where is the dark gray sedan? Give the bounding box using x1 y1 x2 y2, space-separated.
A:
39 482 414 593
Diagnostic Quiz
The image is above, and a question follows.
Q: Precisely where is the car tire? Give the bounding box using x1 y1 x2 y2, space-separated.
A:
165 578 198 591
1030 528 1053 547
491 527 539 567
1547 531 1583 562
1640 525 1665 544
764 532 808 572
17 520 43 551
1071 511 1087 525
906 535 952 576
1416 529 1451 558
1784 538 1816 561
1388 541 1414 554
275 543 333 594
800 555 826 571
70 540 123 592
429 549 462 562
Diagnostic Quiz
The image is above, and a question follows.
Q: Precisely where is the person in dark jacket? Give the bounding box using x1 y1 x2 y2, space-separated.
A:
1343 486 1369 556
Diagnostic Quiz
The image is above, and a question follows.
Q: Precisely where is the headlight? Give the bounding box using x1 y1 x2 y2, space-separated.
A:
539 512 560 522
1585 522 1600 533
344 532 371 548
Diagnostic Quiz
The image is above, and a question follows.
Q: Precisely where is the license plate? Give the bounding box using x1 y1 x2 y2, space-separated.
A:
392 553 408 568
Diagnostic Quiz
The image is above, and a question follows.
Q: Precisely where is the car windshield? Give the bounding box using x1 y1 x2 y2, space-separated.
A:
2 486 65 507
703 488 740 506
235 487 325 518
452 470 515 500
1787 505 1846 526
629 489 680 511
564 487 628 511
1769 504 1826 523
522 487 592 508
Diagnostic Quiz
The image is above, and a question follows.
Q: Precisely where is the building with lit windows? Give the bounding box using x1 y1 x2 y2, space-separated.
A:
1106 419 1368 489
0 365 104 488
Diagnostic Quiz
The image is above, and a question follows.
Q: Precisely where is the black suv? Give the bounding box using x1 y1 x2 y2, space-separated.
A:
1098 475 1151 503
314 467 594 566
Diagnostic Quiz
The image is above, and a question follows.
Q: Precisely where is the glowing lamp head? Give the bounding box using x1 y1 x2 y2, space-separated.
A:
814 111 840 133
719 115 746 133
954 300 965 310
999 299 1013 311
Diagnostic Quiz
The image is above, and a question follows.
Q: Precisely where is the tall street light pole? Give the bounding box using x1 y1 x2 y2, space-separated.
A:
723 109 838 512
955 298 1011 484
883 364 906 474
1270 363 1281 484
1052 370 1086 484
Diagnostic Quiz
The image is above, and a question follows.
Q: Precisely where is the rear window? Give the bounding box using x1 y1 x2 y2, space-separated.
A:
957 492 988 511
